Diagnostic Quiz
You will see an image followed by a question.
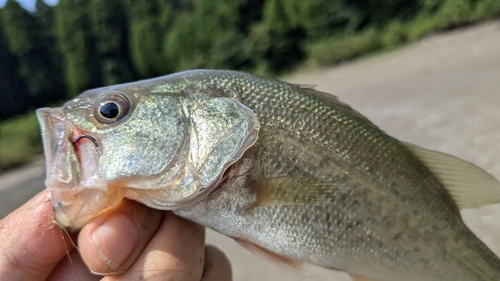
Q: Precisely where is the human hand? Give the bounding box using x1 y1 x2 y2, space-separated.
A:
0 189 232 281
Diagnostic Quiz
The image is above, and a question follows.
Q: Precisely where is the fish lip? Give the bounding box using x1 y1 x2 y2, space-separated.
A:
36 108 66 174
36 107 102 177
37 107 108 230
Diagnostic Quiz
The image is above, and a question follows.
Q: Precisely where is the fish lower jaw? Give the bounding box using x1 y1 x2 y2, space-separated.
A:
50 184 127 230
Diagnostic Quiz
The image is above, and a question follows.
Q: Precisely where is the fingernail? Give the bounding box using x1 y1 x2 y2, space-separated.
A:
92 215 140 269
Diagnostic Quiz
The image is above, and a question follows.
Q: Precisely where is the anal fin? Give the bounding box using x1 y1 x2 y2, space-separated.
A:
236 237 377 280
349 273 383 281
461 202 500 257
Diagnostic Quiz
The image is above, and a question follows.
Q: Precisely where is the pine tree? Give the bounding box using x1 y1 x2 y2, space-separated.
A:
0 21 28 120
0 0 64 115
88 0 136 85
246 0 366 73
125 0 175 77
247 0 306 73
54 0 102 97
163 0 258 72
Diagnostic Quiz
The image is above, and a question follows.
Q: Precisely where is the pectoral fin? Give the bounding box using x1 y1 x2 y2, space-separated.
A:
405 143 500 209
249 176 347 208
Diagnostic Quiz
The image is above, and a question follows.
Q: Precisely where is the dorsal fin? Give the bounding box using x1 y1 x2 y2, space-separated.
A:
404 143 500 209
293 83 317 90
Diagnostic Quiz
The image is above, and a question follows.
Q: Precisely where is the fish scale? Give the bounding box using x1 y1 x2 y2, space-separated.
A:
235 75 496 278
184 71 500 280
37 70 500 280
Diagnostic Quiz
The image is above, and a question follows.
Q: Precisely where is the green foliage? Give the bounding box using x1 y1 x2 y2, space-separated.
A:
0 0 64 107
89 0 127 55
1 0 498 109
439 0 474 25
88 0 136 85
306 28 381 66
381 21 409 47
0 112 42 170
1 1 36 56
54 0 102 97
0 14 28 120
473 0 500 20
125 0 175 77
306 0 500 67
1 0 500 168
245 0 306 73
163 0 250 71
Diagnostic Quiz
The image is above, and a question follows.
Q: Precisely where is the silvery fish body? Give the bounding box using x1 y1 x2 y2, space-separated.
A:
37 70 500 281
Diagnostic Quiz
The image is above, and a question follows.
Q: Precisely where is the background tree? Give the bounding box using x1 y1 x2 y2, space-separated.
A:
1 0 500 169
0 0 64 111
0 23 28 120
54 0 102 97
163 0 264 72
125 0 176 78
0 0 499 119
88 0 136 85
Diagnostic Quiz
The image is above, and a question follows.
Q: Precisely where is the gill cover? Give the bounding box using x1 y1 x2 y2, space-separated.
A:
126 93 260 209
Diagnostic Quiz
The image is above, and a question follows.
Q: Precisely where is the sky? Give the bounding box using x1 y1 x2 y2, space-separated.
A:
0 0 58 12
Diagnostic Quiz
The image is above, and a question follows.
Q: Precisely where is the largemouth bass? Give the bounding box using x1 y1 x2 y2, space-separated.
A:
37 70 500 281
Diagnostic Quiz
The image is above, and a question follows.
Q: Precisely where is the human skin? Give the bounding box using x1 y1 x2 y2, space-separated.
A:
0 189 232 281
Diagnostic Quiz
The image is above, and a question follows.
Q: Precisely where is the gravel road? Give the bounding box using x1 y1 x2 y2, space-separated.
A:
0 20 499 281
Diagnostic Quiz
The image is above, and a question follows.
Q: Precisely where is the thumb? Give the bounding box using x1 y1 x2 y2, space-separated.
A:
0 189 74 280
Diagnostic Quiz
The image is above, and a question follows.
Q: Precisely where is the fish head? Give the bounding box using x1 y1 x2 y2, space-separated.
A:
37 73 259 230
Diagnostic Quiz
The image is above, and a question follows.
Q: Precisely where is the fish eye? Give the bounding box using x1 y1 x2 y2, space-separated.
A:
95 93 130 124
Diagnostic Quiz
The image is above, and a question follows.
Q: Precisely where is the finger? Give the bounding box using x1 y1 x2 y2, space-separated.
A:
103 212 205 281
201 245 232 281
47 249 101 281
78 199 162 275
0 189 74 281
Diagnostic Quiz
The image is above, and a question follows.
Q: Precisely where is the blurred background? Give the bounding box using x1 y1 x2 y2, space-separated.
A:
0 0 500 280
1 0 500 171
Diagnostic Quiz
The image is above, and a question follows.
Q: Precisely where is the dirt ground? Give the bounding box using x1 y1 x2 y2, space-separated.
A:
1 20 499 281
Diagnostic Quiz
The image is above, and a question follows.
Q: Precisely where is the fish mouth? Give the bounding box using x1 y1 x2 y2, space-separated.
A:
37 108 66 171
37 108 125 230
72 134 99 147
